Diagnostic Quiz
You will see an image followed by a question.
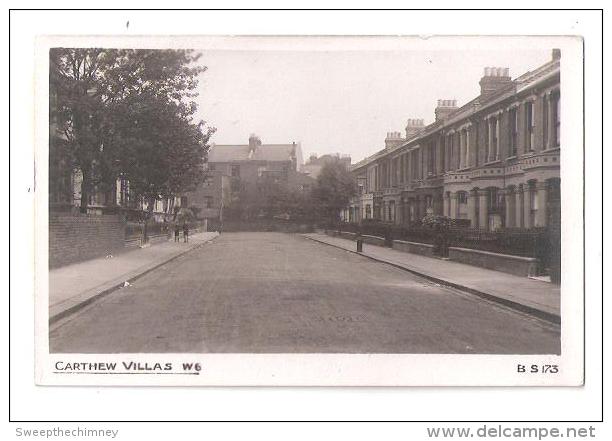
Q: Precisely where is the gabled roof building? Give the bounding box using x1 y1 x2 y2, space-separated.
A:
206 135 308 220
208 135 303 172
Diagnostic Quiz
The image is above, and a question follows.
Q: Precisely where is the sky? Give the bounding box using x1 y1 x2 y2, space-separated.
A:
193 40 552 164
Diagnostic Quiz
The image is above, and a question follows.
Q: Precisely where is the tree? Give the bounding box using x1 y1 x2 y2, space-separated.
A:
312 161 356 225
109 91 213 215
49 48 213 212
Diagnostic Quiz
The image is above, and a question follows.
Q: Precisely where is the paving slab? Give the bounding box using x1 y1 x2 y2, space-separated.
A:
49 231 219 323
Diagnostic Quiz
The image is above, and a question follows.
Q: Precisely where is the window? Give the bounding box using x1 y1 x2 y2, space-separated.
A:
484 122 490 162
543 96 549 148
488 188 499 213
386 164 390 187
373 166 378 190
457 192 468 204
459 131 465 168
459 129 470 168
421 148 426 179
465 129 470 167
180 196 188 207
530 188 538 211
207 163 215 171
490 118 498 161
365 204 372 219
440 137 446 172
396 156 401 184
119 177 129 206
231 165 240 177
528 182 538 227
444 136 450 172
454 132 460 169
472 123 479 167
553 93 560 147
509 108 518 157
205 196 213 208
526 101 535 152
428 142 436 176
444 136 449 171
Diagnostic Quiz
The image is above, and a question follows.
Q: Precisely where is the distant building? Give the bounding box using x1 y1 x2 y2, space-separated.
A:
207 134 306 219
302 153 351 180
49 159 187 221
347 49 561 231
181 169 231 226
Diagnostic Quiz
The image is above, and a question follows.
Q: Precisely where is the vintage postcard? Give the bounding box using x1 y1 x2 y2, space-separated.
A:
34 35 584 386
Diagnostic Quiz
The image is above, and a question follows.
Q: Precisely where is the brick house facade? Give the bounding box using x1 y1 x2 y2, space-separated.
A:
206 135 310 219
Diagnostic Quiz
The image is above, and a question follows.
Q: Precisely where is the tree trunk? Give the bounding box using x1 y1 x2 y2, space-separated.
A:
143 197 156 243
79 167 90 214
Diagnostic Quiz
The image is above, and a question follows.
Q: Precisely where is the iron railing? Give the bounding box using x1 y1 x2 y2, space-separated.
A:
336 221 559 264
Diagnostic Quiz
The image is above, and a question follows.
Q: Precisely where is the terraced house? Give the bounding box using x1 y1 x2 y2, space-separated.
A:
348 49 561 232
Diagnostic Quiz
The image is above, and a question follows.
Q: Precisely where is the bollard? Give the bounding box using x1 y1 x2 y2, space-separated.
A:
356 239 363 253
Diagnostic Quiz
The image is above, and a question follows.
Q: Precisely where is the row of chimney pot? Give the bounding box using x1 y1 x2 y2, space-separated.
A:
436 99 457 108
385 131 403 139
484 67 510 77
379 50 563 156
406 118 424 127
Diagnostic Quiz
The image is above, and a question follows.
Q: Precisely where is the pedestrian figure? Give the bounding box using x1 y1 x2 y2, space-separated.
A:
183 223 189 243
174 223 180 242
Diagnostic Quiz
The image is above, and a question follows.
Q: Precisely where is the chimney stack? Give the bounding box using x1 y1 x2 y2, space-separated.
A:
248 134 261 152
552 48 561 61
384 131 404 150
405 118 425 139
479 67 512 98
434 99 458 122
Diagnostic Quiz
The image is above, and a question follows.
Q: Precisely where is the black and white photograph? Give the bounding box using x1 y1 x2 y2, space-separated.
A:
32 34 585 387
7 6 606 433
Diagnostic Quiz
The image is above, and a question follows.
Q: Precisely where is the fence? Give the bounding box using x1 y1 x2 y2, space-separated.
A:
339 222 550 255
125 222 162 242
126 220 202 246
336 221 560 281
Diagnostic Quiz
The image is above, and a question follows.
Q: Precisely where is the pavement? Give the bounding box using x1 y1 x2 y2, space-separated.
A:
49 231 219 323
303 232 560 323
50 232 559 354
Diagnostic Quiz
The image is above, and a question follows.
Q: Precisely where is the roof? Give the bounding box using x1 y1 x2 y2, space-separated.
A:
302 164 323 179
351 55 560 172
288 170 317 186
208 143 298 163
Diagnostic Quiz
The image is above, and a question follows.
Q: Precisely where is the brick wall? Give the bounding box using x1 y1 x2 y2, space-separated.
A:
49 214 126 268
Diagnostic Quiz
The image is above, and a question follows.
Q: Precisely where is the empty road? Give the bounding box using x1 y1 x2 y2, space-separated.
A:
50 232 560 353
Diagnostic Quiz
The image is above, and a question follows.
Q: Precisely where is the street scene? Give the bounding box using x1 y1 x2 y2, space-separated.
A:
50 233 559 354
48 43 562 354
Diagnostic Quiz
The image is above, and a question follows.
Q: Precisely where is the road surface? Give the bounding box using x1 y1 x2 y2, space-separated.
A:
50 232 560 353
